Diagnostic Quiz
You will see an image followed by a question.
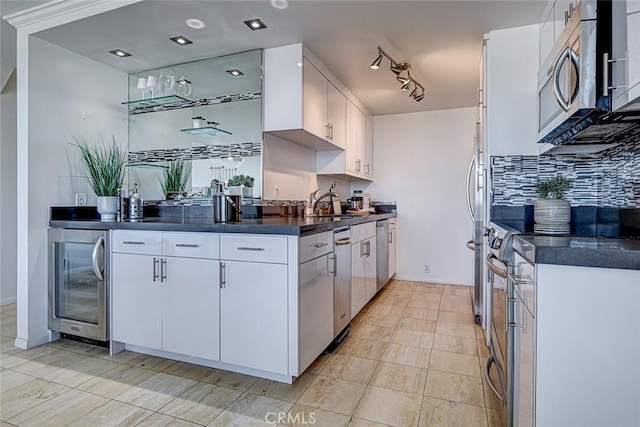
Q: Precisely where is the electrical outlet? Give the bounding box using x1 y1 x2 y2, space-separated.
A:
424 264 430 273
273 185 279 199
75 193 87 206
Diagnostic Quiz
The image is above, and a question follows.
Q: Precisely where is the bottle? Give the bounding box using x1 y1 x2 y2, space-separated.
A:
118 188 129 222
129 184 144 220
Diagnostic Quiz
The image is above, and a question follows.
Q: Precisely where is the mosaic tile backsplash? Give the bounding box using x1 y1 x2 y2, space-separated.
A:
128 142 261 163
492 137 640 208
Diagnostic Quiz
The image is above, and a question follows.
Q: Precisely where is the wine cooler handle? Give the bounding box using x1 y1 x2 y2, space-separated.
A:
92 236 105 281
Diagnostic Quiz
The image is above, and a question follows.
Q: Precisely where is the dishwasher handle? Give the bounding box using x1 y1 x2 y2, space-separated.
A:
335 238 351 246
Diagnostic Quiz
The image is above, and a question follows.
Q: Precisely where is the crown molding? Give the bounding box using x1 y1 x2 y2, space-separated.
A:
4 0 142 33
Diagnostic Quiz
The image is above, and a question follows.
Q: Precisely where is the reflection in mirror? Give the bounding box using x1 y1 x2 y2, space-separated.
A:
125 49 262 201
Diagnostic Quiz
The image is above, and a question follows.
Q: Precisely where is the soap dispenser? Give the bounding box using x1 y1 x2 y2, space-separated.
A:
129 184 144 221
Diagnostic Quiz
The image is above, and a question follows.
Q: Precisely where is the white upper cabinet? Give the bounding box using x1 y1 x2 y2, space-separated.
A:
264 44 352 151
612 1 640 111
485 24 539 156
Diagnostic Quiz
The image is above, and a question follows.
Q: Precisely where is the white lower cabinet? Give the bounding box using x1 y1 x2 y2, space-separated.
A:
219 260 289 375
389 223 397 278
112 253 162 350
350 236 376 318
299 253 334 372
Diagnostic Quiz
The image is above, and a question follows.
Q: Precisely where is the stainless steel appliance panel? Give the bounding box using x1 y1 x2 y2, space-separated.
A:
48 228 108 341
376 220 389 291
334 227 351 336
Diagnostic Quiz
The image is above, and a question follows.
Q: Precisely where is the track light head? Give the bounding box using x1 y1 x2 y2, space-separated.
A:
414 93 425 102
370 53 383 70
401 80 411 91
396 75 410 84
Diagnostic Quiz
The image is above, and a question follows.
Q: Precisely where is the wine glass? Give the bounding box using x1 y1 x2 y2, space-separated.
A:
146 75 158 99
136 77 147 100
158 70 175 96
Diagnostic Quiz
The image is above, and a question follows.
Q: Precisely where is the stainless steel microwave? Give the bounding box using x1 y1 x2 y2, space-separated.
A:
537 0 640 153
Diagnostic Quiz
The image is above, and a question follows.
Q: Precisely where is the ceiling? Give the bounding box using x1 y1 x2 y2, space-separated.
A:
4 0 546 116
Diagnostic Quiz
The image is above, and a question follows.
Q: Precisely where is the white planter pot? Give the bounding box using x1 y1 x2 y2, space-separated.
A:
242 186 253 198
97 196 118 221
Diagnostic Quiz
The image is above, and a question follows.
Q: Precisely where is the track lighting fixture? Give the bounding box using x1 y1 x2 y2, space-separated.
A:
370 45 425 102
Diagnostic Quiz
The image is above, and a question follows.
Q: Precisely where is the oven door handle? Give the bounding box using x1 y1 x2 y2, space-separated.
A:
486 253 507 279
92 236 105 281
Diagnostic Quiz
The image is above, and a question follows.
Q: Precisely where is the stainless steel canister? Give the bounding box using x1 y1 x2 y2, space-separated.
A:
129 186 144 220
213 194 242 223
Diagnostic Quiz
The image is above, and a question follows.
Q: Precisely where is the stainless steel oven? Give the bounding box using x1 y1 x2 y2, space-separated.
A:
48 228 108 341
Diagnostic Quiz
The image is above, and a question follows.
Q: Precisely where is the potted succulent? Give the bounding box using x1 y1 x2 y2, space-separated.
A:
535 175 572 234
228 174 255 197
71 136 126 221
160 160 191 200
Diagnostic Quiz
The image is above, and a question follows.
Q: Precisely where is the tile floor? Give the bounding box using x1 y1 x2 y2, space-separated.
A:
0 281 502 426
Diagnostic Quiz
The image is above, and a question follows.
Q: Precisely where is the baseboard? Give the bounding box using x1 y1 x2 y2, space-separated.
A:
394 274 471 287
1 296 17 306
14 332 55 350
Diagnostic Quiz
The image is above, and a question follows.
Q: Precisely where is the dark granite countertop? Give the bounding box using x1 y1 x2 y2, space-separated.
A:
49 213 397 237
512 234 640 270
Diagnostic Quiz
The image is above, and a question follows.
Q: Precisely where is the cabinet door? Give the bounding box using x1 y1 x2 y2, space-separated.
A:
345 101 360 173
327 83 346 149
220 261 288 374
111 253 162 350
356 108 367 175
299 254 334 372
364 116 374 177
539 9 555 66
389 228 397 278
515 303 535 427
626 9 640 103
350 242 366 317
364 238 377 302
163 257 220 361
303 59 329 140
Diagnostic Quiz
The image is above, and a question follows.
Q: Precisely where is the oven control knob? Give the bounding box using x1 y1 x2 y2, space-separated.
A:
495 237 503 249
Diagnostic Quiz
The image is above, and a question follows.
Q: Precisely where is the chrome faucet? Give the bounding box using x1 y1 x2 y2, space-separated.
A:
310 183 339 216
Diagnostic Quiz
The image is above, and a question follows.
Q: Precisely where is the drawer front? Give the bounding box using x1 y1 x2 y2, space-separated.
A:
162 232 220 259
351 222 376 243
389 217 396 229
220 234 288 264
112 230 162 255
300 231 333 263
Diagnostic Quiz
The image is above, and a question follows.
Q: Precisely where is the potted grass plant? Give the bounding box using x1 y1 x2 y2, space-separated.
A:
228 174 255 197
71 136 126 221
534 175 572 234
161 160 191 200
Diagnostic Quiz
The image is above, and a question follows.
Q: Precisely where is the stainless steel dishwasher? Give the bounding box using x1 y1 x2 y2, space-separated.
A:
333 227 352 338
376 219 390 291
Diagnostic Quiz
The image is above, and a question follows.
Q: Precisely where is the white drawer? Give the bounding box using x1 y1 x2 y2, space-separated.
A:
300 231 333 263
389 217 396 229
112 230 162 255
162 232 219 259
220 234 288 264
351 222 376 243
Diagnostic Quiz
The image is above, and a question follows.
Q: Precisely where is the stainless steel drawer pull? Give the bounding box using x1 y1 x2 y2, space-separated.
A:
220 262 226 288
313 242 329 248
122 241 145 245
175 243 199 248
153 257 159 282
237 247 265 251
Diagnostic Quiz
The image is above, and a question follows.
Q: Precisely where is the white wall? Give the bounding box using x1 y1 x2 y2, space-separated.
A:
0 14 17 305
18 36 127 346
354 107 477 285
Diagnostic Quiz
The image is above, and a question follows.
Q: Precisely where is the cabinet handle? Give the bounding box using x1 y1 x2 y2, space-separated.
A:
328 254 336 276
237 247 265 251
326 123 331 140
360 241 365 257
367 241 371 257
122 241 145 245
356 159 361 172
564 10 568 25
160 258 167 282
220 262 226 288
313 242 328 248
389 231 393 244
153 257 159 282
330 123 334 140
365 163 370 175
175 243 199 248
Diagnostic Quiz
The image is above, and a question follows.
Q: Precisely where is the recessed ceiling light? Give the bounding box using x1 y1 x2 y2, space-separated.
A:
169 36 193 46
186 18 205 29
271 0 288 9
244 18 267 30
226 69 244 76
109 49 131 57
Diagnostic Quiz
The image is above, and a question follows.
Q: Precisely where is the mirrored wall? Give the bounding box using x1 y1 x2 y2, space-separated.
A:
126 49 262 201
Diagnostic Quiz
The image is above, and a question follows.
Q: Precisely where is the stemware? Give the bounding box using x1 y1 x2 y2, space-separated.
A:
158 70 175 96
146 75 158 99
136 77 147 100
